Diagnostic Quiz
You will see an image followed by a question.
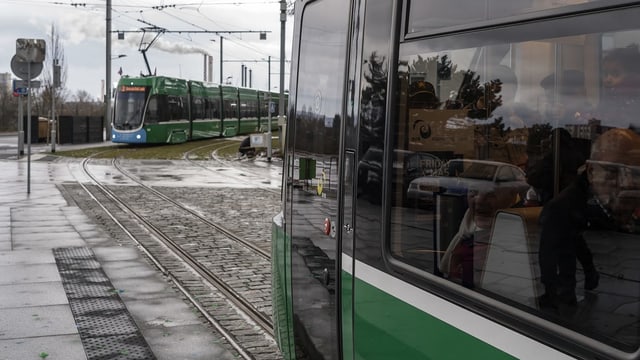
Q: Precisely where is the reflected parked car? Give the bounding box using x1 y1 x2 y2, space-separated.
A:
406 159 529 207
358 148 443 204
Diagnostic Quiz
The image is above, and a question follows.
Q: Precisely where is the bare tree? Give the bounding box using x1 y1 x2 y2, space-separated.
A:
0 88 18 131
35 23 69 118
68 89 103 116
74 90 93 103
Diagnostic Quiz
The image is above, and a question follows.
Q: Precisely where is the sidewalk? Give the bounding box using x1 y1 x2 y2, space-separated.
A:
0 151 237 359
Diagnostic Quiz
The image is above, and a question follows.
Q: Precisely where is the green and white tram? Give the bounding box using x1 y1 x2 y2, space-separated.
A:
272 0 640 359
112 75 283 144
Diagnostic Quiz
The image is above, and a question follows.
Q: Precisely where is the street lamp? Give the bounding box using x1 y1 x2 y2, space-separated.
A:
111 54 126 60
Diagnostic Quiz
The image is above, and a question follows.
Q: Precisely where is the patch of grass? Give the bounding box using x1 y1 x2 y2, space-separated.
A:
53 138 234 160
51 132 283 160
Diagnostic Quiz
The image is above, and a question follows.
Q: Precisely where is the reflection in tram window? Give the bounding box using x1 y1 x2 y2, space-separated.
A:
389 25 640 351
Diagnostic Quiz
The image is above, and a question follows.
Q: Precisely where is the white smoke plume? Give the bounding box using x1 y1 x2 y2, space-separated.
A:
57 12 209 56
121 33 210 56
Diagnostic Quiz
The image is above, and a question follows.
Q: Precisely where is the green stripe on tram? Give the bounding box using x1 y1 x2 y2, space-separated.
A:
350 272 516 360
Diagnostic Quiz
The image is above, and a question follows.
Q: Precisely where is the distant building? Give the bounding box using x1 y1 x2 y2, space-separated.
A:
0 72 11 94
565 119 604 141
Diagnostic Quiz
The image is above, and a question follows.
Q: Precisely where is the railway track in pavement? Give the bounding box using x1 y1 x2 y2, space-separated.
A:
63 155 282 360
183 139 282 196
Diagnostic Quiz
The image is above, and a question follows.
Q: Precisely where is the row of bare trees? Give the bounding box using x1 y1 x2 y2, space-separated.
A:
0 24 105 132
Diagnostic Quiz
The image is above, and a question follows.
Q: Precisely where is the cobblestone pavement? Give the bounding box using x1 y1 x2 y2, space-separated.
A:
59 158 284 360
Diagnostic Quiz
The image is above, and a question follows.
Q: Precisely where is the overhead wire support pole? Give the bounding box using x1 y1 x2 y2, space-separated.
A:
267 55 271 162
105 0 112 141
279 0 286 154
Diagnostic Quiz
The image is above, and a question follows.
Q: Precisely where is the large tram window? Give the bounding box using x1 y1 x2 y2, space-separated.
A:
389 11 640 352
114 90 147 129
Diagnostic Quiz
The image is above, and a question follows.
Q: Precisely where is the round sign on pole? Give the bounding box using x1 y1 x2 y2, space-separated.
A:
10 54 43 81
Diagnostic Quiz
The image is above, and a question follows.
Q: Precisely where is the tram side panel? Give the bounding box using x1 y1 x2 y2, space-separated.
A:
354 4 640 360
277 1 640 360
189 81 223 139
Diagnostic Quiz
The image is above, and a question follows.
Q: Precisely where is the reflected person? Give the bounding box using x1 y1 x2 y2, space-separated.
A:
440 183 520 288
597 44 640 128
537 128 640 308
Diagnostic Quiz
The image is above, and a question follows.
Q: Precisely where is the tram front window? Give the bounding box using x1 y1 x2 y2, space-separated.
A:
114 88 148 130
388 10 640 352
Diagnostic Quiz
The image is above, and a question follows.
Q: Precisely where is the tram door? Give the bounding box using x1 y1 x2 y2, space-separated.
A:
286 0 350 359
340 0 366 358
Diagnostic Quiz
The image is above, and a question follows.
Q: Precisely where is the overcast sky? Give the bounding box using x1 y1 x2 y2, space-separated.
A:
1 0 293 100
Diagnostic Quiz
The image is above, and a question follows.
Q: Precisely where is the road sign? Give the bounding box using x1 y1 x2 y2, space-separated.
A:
12 80 40 96
16 38 45 63
10 54 43 81
14 80 41 88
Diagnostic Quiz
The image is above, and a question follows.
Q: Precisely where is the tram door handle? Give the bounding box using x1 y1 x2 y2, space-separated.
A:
343 223 353 234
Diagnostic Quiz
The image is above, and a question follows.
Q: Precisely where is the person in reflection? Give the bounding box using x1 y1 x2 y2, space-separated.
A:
527 128 587 205
540 69 592 126
537 128 640 308
596 44 640 128
440 183 520 288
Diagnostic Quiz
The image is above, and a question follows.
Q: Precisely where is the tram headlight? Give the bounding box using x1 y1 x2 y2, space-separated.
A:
112 134 116 139
136 134 141 139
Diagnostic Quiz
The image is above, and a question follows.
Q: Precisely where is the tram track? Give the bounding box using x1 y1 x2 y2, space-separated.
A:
112 158 271 259
69 155 280 360
183 138 282 195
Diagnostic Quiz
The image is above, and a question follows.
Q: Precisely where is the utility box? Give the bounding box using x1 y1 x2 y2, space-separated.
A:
22 116 39 143
59 116 104 144
250 133 268 148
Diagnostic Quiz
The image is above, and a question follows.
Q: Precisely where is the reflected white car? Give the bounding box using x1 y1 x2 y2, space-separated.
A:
406 159 529 207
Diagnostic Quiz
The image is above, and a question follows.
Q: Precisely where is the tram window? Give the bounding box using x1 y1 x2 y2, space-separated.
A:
145 96 160 124
115 90 147 128
408 0 610 35
240 99 258 118
388 15 640 351
166 95 187 120
206 98 221 119
224 100 237 119
192 97 205 120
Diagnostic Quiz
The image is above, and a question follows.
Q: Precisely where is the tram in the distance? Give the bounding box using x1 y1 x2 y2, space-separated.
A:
272 0 640 359
111 75 283 144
